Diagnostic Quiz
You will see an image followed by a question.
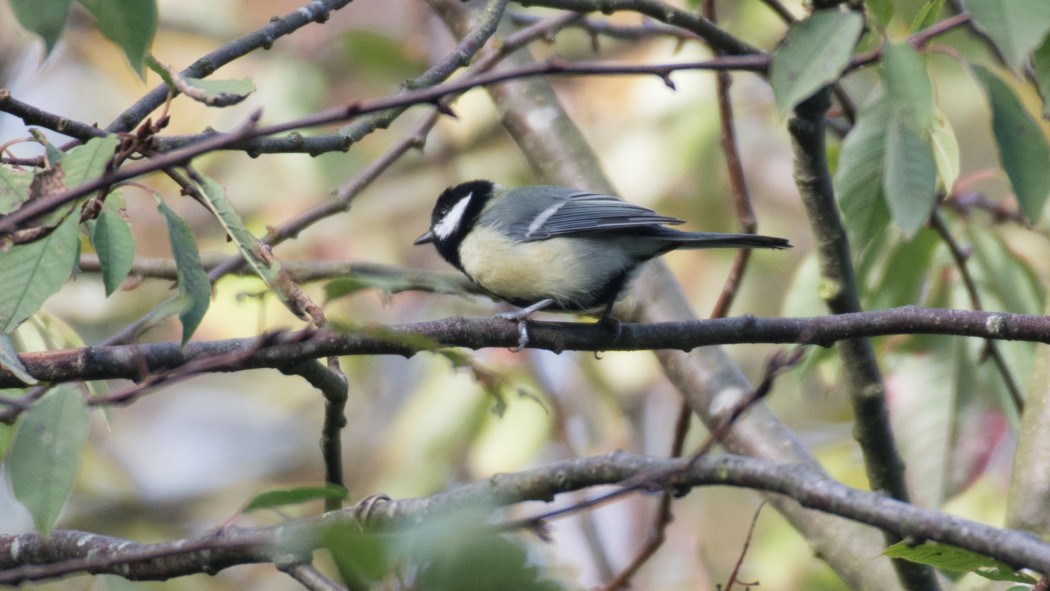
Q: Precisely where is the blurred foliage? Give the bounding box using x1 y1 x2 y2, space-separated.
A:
0 0 1049 589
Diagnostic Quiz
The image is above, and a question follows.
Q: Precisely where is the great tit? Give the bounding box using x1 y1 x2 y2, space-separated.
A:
415 180 790 345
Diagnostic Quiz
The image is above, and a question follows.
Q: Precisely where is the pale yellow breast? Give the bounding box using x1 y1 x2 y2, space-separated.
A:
458 226 595 306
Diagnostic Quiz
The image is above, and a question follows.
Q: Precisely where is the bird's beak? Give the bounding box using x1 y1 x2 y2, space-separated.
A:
413 230 435 245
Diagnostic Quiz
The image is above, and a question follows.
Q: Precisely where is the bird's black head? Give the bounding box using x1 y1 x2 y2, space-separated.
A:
414 180 495 269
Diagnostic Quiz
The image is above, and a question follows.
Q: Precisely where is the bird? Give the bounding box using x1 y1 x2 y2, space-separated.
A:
414 180 791 348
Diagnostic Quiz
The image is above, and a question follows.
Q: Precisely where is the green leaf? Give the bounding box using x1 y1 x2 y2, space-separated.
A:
770 9 864 114
836 92 891 250
323 525 393 586
145 59 255 106
869 228 940 308
242 484 349 513
9 0 75 54
0 166 33 214
76 0 157 76
884 541 1038 584
157 200 210 345
883 41 934 131
1033 34 1050 119
972 65 1050 222
963 0 1050 71
6 385 91 536
883 115 937 237
0 334 37 385
0 212 81 333
89 195 135 296
59 135 119 189
910 0 945 33
930 108 960 190
194 175 306 319
865 0 893 30
183 77 255 106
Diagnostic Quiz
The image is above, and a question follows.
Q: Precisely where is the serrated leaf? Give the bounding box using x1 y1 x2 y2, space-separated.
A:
90 196 135 296
6 385 91 536
883 41 933 131
242 484 349 513
930 108 960 190
884 541 1037 584
0 334 37 385
76 0 157 76
972 65 1050 222
0 212 81 334
770 9 864 114
883 115 938 237
0 166 33 214
963 0 1050 71
157 201 210 345
836 93 891 250
910 0 945 33
1033 35 1050 119
9 0 75 54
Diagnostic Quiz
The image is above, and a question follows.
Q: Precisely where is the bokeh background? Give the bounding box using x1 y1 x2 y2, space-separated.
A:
1 0 1042 588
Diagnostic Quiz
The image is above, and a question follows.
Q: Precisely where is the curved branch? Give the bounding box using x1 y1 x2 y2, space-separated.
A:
2 452 1047 584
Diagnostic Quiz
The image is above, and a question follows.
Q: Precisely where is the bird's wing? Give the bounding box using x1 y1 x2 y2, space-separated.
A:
507 188 684 241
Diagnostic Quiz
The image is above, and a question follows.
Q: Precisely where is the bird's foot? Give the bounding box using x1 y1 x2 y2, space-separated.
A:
496 298 554 351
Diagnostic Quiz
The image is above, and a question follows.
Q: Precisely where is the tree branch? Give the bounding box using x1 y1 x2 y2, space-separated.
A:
789 90 937 591
3 452 1047 585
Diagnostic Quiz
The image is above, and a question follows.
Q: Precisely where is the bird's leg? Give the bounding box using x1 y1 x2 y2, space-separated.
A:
496 298 554 351
597 295 623 343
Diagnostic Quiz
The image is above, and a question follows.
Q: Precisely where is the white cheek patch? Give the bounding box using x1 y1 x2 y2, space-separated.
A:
525 201 565 239
433 193 472 239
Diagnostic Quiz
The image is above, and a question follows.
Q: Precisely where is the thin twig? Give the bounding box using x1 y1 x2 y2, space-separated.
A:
723 501 766 591
929 211 1024 412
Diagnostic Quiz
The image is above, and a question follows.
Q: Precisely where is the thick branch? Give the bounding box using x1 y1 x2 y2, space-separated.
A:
790 91 936 591
2 453 1047 584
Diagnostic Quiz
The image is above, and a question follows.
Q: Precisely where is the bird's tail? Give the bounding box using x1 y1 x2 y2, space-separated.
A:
667 231 792 250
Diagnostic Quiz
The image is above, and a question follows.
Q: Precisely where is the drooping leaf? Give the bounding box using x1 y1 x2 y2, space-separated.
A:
929 108 960 190
836 92 891 250
0 212 81 333
770 9 865 114
157 200 210 345
963 0 1050 71
0 166 33 214
0 334 37 385
242 484 349 513
9 0 75 54
194 174 310 320
6 385 91 536
884 541 1038 584
883 115 938 237
145 59 254 107
1032 34 1050 119
883 41 934 131
972 65 1050 222
76 0 157 76
89 193 135 296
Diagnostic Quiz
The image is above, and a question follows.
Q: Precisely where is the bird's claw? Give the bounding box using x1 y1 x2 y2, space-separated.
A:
495 298 554 352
